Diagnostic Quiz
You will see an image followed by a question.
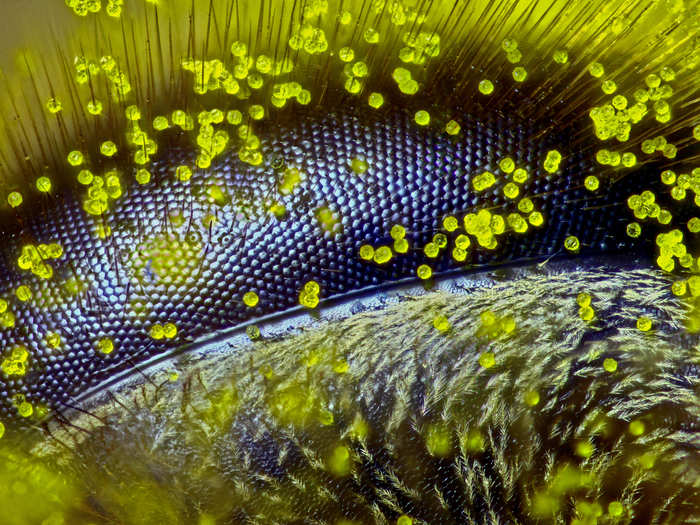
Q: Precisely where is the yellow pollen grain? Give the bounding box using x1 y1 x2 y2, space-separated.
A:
478 352 496 369
478 79 494 95
445 120 460 135
36 177 52 193
368 92 384 108
564 235 580 252
524 390 540 406
414 110 430 126
16 285 32 302
603 358 617 372
7 192 23 208
417 264 432 280
96 337 115 355
373 246 392 264
359 245 374 260
243 291 259 307
636 317 652 331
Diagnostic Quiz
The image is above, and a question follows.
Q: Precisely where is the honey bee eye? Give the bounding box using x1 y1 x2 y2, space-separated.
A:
0 0 698 523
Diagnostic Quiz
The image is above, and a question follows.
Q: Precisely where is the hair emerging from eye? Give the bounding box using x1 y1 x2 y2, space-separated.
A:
0 0 698 524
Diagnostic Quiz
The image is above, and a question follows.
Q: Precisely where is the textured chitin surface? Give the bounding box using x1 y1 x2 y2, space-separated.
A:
0 106 662 420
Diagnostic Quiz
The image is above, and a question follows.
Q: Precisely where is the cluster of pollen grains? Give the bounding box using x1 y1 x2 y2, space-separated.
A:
17 243 63 280
299 281 321 308
66 0 128 18
477 309 516 340
655 229 688 273
582 56 700 279
501 38 528 82
577 292 595 321
398 31 440 65
1 345 29 377
178 45 315 167
149 323 178 340
361 146 552 279
662 168 700 206
640 135 679 159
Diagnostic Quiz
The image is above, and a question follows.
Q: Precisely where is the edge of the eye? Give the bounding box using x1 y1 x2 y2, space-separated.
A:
60 252 652 418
